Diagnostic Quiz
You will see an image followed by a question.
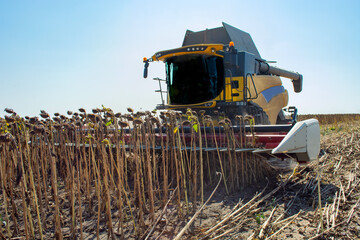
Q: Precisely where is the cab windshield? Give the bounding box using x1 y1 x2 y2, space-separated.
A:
165 54 224 104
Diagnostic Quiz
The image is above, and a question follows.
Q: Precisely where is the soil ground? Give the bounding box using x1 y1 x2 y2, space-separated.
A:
146 120 360 239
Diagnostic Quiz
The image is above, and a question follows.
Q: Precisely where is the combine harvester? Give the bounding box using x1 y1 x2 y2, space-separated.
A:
143 22 320 164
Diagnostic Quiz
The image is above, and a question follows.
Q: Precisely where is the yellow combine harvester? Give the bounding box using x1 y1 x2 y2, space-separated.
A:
144 22 302 125
144 22 320 163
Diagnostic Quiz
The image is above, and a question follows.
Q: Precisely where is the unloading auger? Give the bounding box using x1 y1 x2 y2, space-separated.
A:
142 22 320 164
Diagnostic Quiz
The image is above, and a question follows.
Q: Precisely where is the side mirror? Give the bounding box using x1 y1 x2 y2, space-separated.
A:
143 61 149 78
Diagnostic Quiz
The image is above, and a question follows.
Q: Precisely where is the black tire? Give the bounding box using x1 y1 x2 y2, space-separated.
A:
245 102 270 125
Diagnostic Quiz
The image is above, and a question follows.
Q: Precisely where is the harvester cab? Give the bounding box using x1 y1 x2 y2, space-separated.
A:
144 22 320 164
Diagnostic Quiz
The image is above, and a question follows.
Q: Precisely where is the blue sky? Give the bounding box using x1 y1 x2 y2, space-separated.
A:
1 0 359 117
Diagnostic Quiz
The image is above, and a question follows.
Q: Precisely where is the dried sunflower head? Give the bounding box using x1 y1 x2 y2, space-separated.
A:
33 125 45 134
39 112 50 119
204 118 212 124
5 115 15 123
150 117 159 125
244 115 254 121
5 115 16 123
15 115 21 121
106 111 114 118
87 113 97 122
118 121 129 128
4 108 15 114
53 124 62 130
133 118 144 125
53 117 61 123
224 118 232 125
29 117 38 124
218 120 225 126
189 116 198 122
0 133 15 143
182 120 191 126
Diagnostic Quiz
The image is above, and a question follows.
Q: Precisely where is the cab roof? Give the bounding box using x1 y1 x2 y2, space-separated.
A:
182 22 261 60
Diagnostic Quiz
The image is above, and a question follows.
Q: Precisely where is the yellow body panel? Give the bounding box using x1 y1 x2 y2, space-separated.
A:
253 90 288 124
249 75 288 124
231 77 244 102
247 75 282 97
214 76 244 102
225 77 243 102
